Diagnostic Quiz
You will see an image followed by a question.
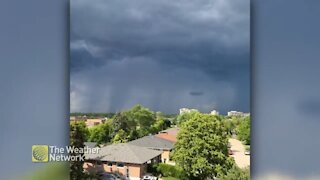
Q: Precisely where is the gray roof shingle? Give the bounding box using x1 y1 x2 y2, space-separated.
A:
84 142 98 148
85 143 162 164
128 135 174 150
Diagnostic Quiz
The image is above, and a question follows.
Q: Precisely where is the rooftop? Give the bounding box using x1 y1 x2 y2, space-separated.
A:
155 133 177 142
128 135 175 150
85 143 162 164
159 127 179 137
84 142 98 148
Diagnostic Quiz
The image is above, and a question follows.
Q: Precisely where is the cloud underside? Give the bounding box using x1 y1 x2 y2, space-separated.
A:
70 0 250 114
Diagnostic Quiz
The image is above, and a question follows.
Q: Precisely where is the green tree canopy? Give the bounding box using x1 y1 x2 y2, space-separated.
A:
237 116 250 145
88 122 112 145
70 121 89 141
112 129 129 143
111 113 132 134
176 111 199 125
124 104 156 129
173 113 234 179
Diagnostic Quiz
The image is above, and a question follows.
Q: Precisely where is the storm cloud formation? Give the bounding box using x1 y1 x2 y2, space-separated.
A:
70 0 250 114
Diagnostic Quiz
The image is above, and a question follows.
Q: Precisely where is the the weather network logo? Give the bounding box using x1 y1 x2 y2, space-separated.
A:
32 145 49 162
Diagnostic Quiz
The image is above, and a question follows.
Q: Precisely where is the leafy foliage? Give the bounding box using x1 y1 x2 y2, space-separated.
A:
69 122 87 179
111 105 158 142
217 166 250 180
156 163 187 179
173 113 234 179
88 122 112 145
124 105 156 132
112 113 133 135
237 116 250 145
70 121 89 142
175 111 199 125
113 129 129 143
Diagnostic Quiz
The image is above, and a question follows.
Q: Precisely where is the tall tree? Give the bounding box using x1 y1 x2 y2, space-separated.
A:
111 113 131 135
70 122 87 179
173 113 234 179
125 104 155 129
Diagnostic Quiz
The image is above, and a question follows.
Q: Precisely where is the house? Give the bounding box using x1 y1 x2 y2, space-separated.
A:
155 127 180 143
227 111 250 117
84 143 162 180
210 110 219 115
70 116 76 121
85 118 106 128
128 135 174 163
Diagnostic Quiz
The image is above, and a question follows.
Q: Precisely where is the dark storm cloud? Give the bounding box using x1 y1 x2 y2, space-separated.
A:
70 0 250 114
189 92 204 96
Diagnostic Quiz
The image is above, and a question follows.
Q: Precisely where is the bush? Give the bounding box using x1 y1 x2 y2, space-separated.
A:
147 164 158 175
217 166 250 180
155 163 187 179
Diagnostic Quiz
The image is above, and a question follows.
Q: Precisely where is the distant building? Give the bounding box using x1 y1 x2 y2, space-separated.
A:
179 108 199 115
85 118 106 128
210 110 219 116
227 111 250 117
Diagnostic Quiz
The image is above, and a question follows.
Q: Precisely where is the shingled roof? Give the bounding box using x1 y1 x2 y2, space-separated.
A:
160 127 179 136
84 142 98 148
85 143 162 164
128 135 174 150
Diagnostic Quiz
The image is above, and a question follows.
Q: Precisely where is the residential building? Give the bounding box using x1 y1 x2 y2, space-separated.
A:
128 135 174 163
85 118 106 128
84 143 162 180
210 110 219 115
227 111 250 117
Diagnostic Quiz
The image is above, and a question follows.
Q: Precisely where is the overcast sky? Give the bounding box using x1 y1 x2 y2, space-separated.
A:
70 0 250 114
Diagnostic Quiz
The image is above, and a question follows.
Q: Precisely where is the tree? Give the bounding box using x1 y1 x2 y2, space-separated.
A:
70 121 89 141
173 113 234 179
237 116 250 145
125 104 155 130
119 105 157 137
112 129 129 143
111 113 132 136
176 111 199 125
223 118 236 136
151 113 171 133
70 122 87 179
88 123 112 145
